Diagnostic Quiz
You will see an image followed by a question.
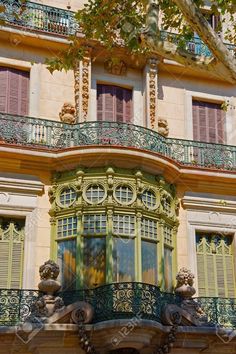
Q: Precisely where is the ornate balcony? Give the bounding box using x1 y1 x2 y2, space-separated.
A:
0 1 235 57
1 112 236 171
0 0 77 36
0 283 236 328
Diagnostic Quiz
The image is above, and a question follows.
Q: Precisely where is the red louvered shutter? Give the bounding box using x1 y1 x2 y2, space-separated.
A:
192 100 225 143
104 85 115 121
0 66 29 116
97 84 132 123
0 68 8 113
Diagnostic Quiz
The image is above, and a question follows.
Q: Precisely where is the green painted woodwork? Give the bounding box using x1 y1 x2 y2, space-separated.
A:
196 233 236 298
49 167 179 291
0 219 25 289
1 115 236 171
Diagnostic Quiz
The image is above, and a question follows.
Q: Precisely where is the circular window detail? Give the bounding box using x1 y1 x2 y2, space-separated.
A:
59 188 77 207
85 184 106 204
142 190 157 209
114 185 134 205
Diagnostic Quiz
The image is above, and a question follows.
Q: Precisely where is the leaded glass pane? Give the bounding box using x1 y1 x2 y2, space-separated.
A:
142 241 157 285
57 217 77 238
85 185 105 203
59 188 76 206
141 218 157 239
113 238 135 282
57 239 76 290
115 185 133 204
113 214 135 236
83 237 106 288
142 190 156 208
83 214 107 234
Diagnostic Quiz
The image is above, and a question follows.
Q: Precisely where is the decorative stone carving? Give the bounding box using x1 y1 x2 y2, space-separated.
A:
82 47 92 121
104 58 127 75
148 58 158 129
59 102 76 124
35 260 64 318
175 267 196 299
158 118 169 137
162 268 208 327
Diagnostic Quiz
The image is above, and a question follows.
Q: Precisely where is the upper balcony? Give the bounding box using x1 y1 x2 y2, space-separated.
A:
0 0 235 58
1 112 236 172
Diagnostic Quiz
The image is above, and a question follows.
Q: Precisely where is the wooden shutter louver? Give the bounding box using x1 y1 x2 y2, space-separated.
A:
196 234 236 297
97 84 133 123
0 66 29 115
192 100 225 144
0 220 25 289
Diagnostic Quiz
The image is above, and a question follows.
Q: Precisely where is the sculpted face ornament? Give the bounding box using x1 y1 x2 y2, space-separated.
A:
175 267 196 298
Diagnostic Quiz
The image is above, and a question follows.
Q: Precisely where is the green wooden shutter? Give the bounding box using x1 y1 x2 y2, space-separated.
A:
196 234 236 297
0 220 25 289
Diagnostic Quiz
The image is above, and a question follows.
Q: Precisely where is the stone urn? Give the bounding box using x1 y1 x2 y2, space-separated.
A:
37 260 64 317
175 267 196 299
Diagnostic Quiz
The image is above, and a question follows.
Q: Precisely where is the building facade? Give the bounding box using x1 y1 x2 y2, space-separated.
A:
0 1 236 353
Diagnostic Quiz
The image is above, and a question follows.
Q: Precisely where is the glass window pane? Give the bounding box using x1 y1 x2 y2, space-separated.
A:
164 247 172 292
142 190 156 208
57 217 77 238
83 237 106 288
113 214 135 236
83 214 107 235
57 239 76 290
142 241 157 285
59 188 76 206
113 238 135 282
115 185 133 204
85 185 105 203
141 218 157 239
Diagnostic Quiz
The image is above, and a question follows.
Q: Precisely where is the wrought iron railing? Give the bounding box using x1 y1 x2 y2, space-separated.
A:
160 31 236 58
0 1 235 57
1 113 236 171
1 283 236 328
0 0 78 36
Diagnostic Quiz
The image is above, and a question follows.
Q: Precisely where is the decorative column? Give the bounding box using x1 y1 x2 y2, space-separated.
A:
145 57 159 129
81 47 92 122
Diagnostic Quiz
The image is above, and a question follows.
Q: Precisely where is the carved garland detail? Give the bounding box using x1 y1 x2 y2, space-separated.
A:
148 58 158 129
82 49 91 121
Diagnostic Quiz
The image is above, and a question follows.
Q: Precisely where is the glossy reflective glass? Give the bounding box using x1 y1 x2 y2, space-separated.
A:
142 241 157 285
113 238 135 282
57 239 76 290
83 237 106 288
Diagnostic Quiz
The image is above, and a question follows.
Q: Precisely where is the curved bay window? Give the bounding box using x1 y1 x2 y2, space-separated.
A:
50 168 179 290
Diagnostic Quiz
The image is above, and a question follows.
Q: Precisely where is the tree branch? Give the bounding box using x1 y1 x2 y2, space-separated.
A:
172 0 236 82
